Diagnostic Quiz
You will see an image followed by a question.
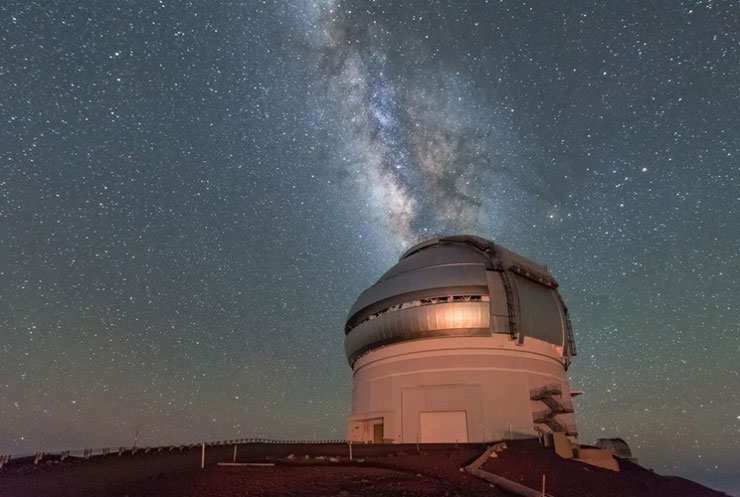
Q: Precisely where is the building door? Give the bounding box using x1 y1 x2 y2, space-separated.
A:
373 423 384 443
419 411 468 443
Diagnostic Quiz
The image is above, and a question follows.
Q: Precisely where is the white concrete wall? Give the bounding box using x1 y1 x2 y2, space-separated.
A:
347 335 577 443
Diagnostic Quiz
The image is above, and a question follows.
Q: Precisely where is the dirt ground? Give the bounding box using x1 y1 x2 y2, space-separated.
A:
0 445 500 497
482 439 729 497
0 440 729 497
101 462 497 497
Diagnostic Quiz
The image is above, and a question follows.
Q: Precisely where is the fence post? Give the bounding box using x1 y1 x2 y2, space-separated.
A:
34 452 44 465
232 445 237 463
0 455 9 469
201 442 205 469
348 441 353 461
542 474 546 497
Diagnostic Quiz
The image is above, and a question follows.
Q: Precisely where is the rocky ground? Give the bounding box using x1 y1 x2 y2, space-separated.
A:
0 440 728 497
482 439 728 497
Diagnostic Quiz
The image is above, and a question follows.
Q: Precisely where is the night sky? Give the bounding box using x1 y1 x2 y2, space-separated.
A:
1 1 738 494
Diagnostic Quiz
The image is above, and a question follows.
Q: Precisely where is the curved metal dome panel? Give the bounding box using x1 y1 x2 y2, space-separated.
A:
378 243 490 282
511 274 566 346
347 263 489 328
345 301 490 365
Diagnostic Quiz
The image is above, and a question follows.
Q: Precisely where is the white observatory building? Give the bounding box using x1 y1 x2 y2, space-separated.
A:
344 235 578 444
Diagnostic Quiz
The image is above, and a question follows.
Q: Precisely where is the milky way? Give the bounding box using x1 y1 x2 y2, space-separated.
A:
300 2 534 250
1 1 738 494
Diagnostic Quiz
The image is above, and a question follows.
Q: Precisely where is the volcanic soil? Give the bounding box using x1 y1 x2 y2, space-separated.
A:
482 439 728 497
0 440 729 497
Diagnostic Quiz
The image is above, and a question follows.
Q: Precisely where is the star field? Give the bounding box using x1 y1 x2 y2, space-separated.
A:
1 1 738 494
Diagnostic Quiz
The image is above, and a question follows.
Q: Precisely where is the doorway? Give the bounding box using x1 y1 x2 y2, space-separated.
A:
373 422 384 443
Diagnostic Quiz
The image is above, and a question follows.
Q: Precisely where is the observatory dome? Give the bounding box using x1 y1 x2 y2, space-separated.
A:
345 235 577 367
344 235 580 444
595 438 634 460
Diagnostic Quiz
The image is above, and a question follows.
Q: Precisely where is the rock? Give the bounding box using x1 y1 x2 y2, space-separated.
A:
315 456 326 460
329 457 340 462
416 473 422 477
355 458 365 463
489 451 498 458
286 454 295 459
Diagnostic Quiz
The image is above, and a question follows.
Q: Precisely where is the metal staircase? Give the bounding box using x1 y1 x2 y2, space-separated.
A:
530 384 577 436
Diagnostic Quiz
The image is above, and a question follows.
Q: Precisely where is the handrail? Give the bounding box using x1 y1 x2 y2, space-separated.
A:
529 383 563 399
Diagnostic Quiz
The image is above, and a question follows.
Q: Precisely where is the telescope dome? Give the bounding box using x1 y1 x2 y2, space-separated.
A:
344 235 576 367
344 235 580 443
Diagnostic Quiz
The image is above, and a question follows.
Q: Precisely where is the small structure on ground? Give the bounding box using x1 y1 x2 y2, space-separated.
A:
596 438 637 462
